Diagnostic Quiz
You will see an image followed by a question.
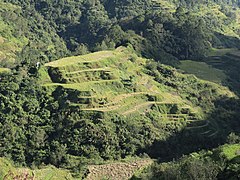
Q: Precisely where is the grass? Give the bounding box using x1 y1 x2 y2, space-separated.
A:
38 67 52 83
207 48 238 57
121 101 178 116
178 60 226 84
86 159 153 180
45 50 115 67
0 67 10 73
44 79 122 92
33 166 73 180
41 47 233 124
0 157 16 179
65 67 112 75
221 144 240 161
0 158 73 180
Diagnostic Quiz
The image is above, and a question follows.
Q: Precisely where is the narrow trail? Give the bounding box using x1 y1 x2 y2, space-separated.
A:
82 104 122 112
200 130 211 135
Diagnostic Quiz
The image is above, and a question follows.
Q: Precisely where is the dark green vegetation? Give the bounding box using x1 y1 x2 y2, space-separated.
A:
132 143 240 180
1 0 240 66
1 47 240 179
0 0 240 179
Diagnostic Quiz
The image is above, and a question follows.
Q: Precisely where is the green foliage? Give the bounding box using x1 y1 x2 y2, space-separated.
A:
0 157 74 179
3 0 240 67
0 0 240 179
0 68 10 74
133 143 240 180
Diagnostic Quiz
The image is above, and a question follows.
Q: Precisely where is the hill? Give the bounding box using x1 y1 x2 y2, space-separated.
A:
30 46 239 178
42 47 188 117
0 0 240 179
0 48 239 179
40 46 234 137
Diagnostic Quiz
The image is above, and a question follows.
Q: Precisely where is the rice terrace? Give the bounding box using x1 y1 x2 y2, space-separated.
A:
0 0 240 179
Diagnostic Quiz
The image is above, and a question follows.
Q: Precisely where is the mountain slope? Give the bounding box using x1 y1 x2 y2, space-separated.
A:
39 46 236 144
0 0 240 179
40 46 232 121
0 47 238 178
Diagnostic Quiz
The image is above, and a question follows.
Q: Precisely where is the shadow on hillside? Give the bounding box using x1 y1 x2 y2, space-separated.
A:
140 96 240 162
205 33 240 95
213 32 240 48
205 55 240 96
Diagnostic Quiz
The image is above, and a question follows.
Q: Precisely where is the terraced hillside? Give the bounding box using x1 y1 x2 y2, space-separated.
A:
39 47 234 140
204 48 240 95
42 47 198 123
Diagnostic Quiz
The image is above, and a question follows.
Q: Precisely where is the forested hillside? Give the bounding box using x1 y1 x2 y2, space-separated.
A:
2 0 240 65
0 0 240 179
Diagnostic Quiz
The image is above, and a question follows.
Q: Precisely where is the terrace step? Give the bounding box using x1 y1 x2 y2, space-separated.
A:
81 104 122 112
122 101 178 116
65 68 112 75
185 120 209 129
208 130 219 137
200 130 212 135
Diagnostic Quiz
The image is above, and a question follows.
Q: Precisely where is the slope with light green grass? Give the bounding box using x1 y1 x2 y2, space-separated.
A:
0 158 74 180
0 67 10 73
39 47 235 140
221 144 240 161
178 60 227 84
41 47 196 118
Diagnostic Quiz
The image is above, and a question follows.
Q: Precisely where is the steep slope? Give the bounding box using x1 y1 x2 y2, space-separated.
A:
42 47 194 120
40 46 234 140
0 0 68 68
0 1 28 67
0 47 238 179
4 0 240 64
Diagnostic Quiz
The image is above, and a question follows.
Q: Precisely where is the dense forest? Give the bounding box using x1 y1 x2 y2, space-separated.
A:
0 0 240 179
